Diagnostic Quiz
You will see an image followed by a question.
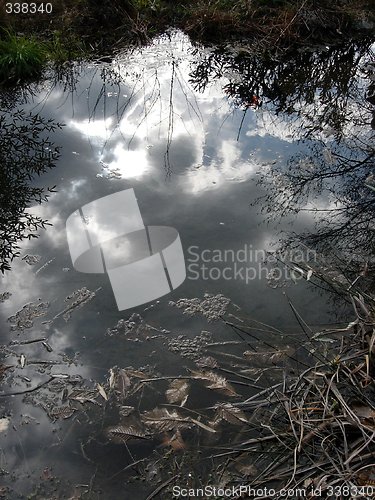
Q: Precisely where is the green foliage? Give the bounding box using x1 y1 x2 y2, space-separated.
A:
0 31 47 84
47 31 86 65
0 109 63 273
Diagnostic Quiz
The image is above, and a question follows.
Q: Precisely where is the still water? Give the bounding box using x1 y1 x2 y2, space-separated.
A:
0 31 373 498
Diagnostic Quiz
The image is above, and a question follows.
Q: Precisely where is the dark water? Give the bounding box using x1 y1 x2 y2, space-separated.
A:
0 31 374 498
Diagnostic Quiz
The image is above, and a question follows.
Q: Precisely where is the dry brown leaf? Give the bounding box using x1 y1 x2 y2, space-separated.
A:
105 423 147 443
68 389 99 405
125 369 148 379
116 369 131 398
161 430 186 451
49 406 76 420
351 405 375 420
166 379 189 406
191 370 238 397
214 403 248 425
119 406 135 417
142 407 192 433
235 463 258 477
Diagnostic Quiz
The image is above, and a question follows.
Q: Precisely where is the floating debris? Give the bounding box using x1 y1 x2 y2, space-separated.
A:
22 254 41 266
141 407 192 433
97 383 108 401
106 313 151 339
213 403 248 425
196 356 218 369
49 406 76 421
191 370 238 397
169 293 230 322
167 330 212 361
42 342 53 353
0 418 10 433
105 422 147 443
165 379 189 406
7 300 49 331
98 161 122 180
51 287 96 322
35 258 55 275
119 406 135 418
0 292 11 303
19 355 26 368
0 365 12 380
68 388 99 405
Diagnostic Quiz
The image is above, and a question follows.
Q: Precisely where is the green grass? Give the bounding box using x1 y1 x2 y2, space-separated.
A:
46 31 87 65
0 31 47 84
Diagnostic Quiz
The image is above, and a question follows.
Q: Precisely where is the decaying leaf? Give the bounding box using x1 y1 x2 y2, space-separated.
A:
141 407 192 433
97 383 108 401
125 368 149 379
191 370 238 397
196 356 218 369
243 347 294 365
116 369 131 399
68 389 99 405
161 430 185 450
49 406 76 420
351 405 375 421
105 423 147 443
166 379 189 406
142 407 216 434
235 463 258 477
119 406 135 417
214 403 248 425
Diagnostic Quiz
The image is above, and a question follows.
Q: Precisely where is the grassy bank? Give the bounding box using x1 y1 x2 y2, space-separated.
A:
0 0 374 83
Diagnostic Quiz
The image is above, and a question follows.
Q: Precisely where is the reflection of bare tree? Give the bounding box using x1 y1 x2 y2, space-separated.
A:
190 38 375 258
0 106 62 272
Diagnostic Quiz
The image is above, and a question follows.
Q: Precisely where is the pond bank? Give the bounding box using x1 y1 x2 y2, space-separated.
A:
0 0 374 84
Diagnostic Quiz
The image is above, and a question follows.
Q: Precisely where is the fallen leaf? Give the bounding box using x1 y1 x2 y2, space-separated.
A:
68 389 99 405
161 430 185 450
214 403 248 425
352 405 375 420
105 423 147 443
49 406 76 420
166 379 189 406
119 406 135 417
97 383 108 401
142 407 192 433
191 370 238 397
